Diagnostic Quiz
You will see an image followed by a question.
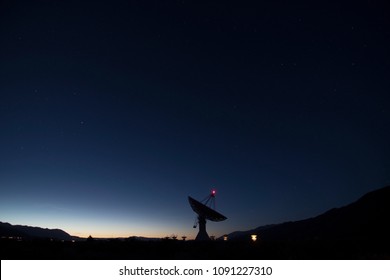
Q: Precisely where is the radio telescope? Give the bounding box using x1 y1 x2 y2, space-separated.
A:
188 189 227 241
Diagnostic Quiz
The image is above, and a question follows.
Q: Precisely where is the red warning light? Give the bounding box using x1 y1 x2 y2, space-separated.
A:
211 189 216 196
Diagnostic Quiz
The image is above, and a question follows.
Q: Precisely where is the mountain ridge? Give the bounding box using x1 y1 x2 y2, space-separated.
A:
225 185 390 241
0 221 72 241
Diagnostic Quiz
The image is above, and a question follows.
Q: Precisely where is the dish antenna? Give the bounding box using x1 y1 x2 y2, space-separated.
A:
188 189 227 241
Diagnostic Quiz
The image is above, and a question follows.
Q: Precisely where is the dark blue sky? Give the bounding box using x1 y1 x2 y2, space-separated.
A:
1 0 389 238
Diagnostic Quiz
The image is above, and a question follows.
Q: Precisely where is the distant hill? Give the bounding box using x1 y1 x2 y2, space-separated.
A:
227 185 390 242
0 222 72 241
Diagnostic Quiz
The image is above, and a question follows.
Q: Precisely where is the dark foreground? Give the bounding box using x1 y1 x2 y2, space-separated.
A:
1 238 389 260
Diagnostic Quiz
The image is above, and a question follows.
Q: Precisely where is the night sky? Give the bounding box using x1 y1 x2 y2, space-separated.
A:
1 0 389 239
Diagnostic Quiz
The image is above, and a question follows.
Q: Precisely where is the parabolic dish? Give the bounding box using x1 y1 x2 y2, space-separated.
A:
188 196 227 222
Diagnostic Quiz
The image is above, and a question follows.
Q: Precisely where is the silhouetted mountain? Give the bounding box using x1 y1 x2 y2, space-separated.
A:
0 222 72 241
227 185 390 242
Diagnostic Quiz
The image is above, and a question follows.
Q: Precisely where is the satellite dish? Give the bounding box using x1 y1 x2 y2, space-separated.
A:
188 189 227 241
